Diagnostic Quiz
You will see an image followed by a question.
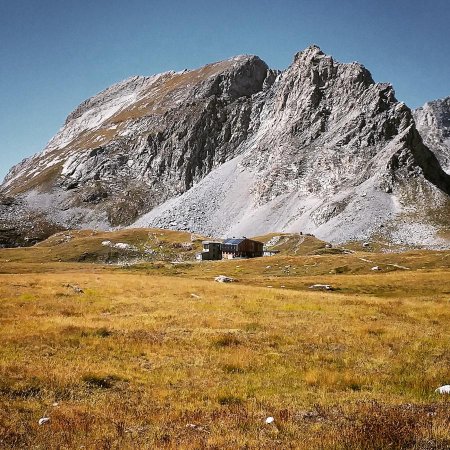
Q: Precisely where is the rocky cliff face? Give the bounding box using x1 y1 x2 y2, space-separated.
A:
2 56 270 226
413 97 450 174
1 46 450 247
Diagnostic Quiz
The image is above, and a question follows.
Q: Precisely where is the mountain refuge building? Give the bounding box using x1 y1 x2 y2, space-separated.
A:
221 238 264 259
199 238 264 260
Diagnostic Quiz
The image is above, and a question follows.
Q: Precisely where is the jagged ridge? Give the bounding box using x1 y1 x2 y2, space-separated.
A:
1 46 449 248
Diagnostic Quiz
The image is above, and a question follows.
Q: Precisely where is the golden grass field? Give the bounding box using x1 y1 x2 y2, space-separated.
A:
0 229 449 449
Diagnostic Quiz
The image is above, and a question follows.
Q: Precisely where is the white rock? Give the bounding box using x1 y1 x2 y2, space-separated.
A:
371 266 381 271
435 385 450 394
214 275 235 283
265 416 275 424
113 242 137 251
309 284 334 291
38 417 50 425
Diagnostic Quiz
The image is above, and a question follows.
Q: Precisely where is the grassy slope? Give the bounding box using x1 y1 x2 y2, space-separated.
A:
251 233 329 255
0 229 449 448
0 228 205 265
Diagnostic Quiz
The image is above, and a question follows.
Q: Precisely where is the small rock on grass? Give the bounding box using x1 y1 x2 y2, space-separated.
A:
214 275 235 283
435 385 450 394
309 284 334 291
63 283 84 293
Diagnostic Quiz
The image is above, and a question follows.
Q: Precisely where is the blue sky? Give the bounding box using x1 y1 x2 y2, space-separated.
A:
1 0 449 181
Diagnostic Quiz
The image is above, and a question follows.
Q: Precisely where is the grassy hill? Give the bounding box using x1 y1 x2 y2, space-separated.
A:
251 232 331 255
0 228 205 266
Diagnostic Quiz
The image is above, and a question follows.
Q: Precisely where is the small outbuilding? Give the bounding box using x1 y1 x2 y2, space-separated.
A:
222 237 264 259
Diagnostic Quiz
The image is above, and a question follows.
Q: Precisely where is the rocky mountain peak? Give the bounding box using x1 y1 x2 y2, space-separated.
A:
1 46 449 248
192 54 269 100
293 44 325 61
291 44 373 87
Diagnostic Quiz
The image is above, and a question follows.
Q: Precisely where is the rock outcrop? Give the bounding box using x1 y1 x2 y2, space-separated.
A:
0 195 63 247
1 46 449 247
413 97 450 174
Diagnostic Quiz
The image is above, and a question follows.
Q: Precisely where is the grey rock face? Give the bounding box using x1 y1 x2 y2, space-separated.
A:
1 55 271 229
135 47 450 247
413 97 450 173
1 46 449 247
0 195 63 247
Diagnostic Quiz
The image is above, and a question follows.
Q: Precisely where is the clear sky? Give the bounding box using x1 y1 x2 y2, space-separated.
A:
1 0 449 182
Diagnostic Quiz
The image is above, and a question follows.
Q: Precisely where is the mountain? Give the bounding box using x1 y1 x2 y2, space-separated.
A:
413 97 450 174
1 46 450 248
